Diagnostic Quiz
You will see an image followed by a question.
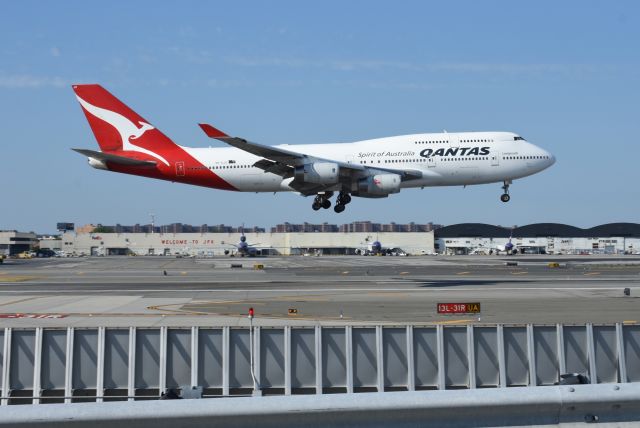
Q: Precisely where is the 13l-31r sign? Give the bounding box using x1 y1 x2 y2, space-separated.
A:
437 303 481 314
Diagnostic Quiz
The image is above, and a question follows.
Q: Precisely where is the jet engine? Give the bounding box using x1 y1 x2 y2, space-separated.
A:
294 162 339 185
357 174 401 196
88 157 109 170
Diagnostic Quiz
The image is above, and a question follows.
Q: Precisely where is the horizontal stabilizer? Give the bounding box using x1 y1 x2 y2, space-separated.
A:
72 148 157 167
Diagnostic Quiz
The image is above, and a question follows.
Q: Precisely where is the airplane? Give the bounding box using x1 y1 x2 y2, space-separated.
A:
355 237 405 256
494 235 515 255
223 227 261 257
71 85 556 212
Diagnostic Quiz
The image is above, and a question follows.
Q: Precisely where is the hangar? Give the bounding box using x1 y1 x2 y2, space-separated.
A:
435 223 640 255
0 231 38 256
52 231 435 257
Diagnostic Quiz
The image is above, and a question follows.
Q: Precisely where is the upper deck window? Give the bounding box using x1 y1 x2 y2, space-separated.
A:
514 136 526 141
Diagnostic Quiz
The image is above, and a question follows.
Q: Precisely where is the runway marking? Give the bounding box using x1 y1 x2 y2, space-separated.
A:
456 271 471 275
341 271 350 275
0 276 40 282
399 272 410 275
1 286 640 294
147 303 354 321
584 272 601 276
185 301 267 306
511 271 528 275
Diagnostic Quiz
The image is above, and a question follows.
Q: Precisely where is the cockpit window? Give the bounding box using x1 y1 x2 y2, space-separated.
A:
514 136 526 141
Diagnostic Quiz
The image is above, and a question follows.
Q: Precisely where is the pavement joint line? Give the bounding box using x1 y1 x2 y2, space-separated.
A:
434 319 475 325
0 296 46 307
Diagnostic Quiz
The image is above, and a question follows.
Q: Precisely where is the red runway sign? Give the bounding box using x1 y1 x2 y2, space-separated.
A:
437 303 481 314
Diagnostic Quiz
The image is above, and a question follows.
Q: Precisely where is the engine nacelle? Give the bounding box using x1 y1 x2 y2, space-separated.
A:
294 162 339 185
88 157 109 170
357 174 401 196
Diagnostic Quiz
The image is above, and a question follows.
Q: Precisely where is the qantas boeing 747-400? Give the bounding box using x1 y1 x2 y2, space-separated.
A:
72 84 555 212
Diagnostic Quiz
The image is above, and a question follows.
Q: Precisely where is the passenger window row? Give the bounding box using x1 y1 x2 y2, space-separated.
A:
503 155 549 160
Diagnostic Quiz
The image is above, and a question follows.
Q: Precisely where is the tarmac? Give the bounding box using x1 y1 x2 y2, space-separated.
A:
0 254 638 327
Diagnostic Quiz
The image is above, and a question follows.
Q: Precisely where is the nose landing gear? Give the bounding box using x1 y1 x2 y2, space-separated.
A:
500 180 511 203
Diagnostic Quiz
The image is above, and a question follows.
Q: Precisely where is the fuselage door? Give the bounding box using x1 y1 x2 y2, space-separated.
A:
428 156 437 168
491 152 500 166
175 161 185 176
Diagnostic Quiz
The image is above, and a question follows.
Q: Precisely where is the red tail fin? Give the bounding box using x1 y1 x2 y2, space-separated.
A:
72 84 173 166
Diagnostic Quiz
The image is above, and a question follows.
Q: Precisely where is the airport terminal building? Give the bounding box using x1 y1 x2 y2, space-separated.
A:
435 223 640 255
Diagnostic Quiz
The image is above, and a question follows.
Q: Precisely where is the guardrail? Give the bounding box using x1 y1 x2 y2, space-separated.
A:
0 323 639 404
1 384 639 427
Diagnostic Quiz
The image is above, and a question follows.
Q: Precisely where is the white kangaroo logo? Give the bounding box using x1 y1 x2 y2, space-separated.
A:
76 95 170 166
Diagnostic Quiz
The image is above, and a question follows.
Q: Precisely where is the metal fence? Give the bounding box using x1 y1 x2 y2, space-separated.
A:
1 323 639 404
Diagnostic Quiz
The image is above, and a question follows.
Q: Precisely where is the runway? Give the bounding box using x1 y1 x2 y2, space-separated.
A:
0 255 638 327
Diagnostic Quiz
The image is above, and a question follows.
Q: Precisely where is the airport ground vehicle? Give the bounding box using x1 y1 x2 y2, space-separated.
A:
35 249 56 258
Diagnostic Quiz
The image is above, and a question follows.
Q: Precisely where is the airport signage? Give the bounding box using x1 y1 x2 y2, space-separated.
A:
437 303 481 314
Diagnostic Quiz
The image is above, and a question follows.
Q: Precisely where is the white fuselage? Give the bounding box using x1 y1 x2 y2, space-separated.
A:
182 131 555 193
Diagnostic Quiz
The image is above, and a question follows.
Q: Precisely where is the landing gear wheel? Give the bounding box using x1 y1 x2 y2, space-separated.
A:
312 202 322 211
500 180 511 203
334 204 346 213
322 199 331 209
337 191 351 206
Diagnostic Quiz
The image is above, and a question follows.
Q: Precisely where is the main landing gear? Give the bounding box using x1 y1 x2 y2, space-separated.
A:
333 191 351 213
312 192 333 211
310 191 351 213
500 180 511 203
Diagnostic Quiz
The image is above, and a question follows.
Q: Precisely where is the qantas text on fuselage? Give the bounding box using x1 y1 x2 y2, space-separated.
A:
72 84 555 212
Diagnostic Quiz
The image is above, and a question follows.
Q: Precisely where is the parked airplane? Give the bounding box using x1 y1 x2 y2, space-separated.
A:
494 233 516 255
223 227 261 257
72 85 555 212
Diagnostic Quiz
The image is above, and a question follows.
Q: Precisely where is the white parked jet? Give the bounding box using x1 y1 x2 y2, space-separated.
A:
72 84 555 212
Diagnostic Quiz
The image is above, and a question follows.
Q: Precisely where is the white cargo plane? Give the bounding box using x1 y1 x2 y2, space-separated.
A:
73 85 556 212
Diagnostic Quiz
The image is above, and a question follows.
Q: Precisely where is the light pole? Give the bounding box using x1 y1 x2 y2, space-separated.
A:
149 213 155 234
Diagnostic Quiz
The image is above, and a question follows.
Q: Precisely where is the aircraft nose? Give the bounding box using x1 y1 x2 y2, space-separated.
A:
548 152 556 166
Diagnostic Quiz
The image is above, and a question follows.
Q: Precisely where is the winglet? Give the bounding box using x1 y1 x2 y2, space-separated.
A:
199 123 229 139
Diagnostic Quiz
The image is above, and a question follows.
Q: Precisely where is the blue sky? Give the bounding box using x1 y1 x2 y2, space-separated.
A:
1 1 639 233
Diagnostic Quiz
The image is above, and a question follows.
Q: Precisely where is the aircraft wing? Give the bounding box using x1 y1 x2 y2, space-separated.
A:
72 148 157 167
198 123 423 194
199 123 366 171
